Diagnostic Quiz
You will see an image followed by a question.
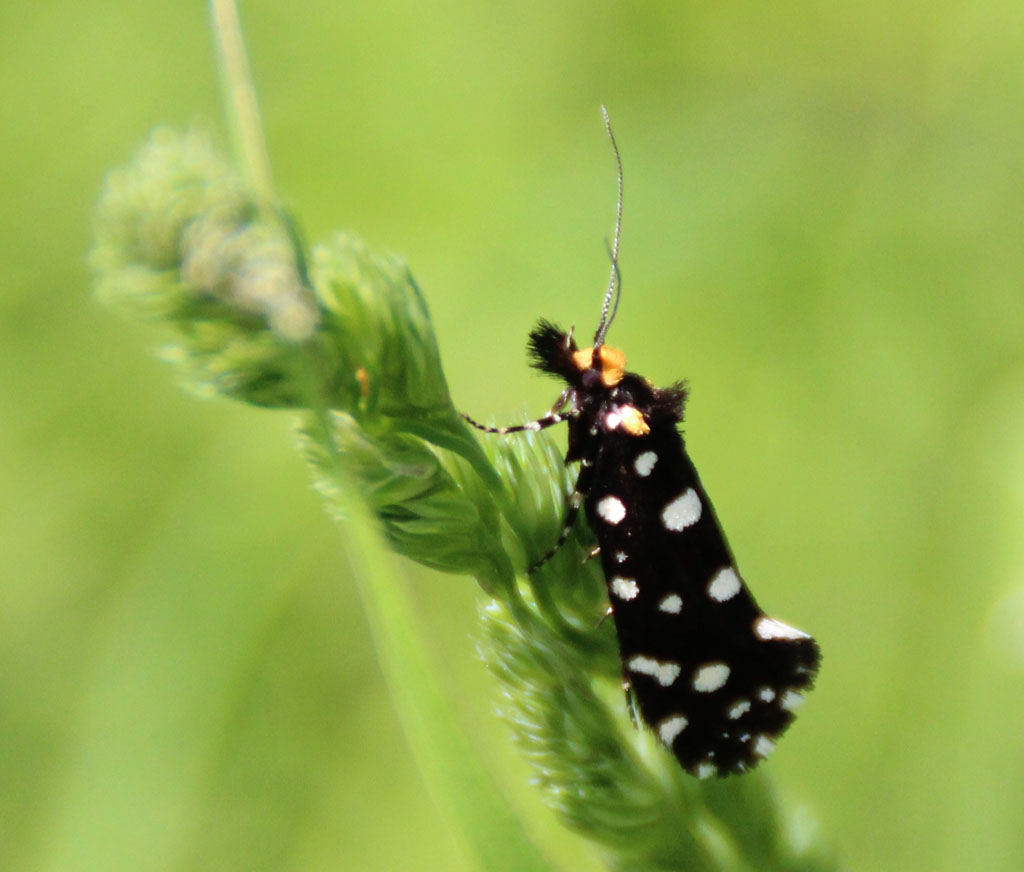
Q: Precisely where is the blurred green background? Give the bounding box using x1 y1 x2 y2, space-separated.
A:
4 2 1024 870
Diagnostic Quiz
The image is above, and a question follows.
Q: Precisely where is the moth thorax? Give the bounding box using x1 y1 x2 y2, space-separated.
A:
572 344 626 388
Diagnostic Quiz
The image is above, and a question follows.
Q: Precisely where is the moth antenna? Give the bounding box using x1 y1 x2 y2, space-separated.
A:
604 237 622 332
594 105 623 348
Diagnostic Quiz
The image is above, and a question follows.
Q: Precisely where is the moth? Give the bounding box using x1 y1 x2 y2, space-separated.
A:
465 110 820 777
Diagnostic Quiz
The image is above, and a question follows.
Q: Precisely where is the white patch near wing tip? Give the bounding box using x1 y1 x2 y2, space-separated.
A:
695 761 716 780
754 615 811 641
780 689 805 711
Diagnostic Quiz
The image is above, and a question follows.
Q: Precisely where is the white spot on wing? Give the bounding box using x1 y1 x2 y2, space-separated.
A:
661 488 702 531
758 687 776 702
657 715 688 746
658 593 683 614
695 761 716 780
753 735 776 758
754 615 811 641
633 450 658 477
707 567 742 602
610 576 639 600
780 689 805 711
596 495 626 525
628 655 681 687
727 699 751 720
604 410 622 430
614 551 628 564
693 662 730 692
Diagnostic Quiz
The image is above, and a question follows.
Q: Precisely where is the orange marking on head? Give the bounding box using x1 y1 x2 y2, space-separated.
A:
572 348 594 371
618 404 650 436
572 345 626 387
596 346 626 387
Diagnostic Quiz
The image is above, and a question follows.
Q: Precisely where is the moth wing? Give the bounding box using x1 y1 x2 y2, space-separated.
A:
586 420 820 776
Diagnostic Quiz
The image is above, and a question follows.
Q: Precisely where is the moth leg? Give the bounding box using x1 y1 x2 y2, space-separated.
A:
461 389 572 435
526 440 601 574
526 490 583 574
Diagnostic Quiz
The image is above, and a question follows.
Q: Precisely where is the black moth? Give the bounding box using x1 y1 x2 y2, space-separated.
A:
465 110 820 778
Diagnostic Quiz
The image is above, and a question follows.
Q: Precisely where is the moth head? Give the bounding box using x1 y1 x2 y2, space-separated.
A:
528 319 627 390
573 344 626 389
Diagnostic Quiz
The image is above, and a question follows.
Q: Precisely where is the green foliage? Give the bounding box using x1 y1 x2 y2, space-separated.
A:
93 127 321 407
92 127 833 872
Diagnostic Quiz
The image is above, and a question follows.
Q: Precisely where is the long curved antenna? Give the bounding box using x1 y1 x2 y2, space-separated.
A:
593 105 623 348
